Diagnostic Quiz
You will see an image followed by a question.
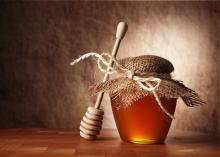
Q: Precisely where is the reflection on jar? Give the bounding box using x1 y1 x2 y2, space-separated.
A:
111 94 177 144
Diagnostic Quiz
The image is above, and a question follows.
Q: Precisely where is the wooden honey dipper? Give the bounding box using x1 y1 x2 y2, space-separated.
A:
80 22 128 140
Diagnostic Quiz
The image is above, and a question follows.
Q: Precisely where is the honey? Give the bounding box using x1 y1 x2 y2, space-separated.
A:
111 94 176 144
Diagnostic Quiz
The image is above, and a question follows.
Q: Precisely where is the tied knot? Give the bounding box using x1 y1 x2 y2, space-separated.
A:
128 70 135 79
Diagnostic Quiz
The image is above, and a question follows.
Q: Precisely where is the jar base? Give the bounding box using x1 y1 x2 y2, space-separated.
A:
122 137 165 144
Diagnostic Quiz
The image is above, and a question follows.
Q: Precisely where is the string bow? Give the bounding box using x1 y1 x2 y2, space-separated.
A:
70 52 174 119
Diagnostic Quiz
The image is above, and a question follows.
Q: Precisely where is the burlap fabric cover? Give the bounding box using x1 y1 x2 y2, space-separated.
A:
91 55 205 109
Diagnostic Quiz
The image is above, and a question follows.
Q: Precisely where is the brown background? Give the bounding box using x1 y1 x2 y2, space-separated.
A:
0 1 219 136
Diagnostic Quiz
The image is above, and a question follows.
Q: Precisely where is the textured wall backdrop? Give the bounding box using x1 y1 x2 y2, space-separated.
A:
0 1 219 136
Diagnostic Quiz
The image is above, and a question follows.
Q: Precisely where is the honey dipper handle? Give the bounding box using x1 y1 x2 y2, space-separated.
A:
94 22 128 109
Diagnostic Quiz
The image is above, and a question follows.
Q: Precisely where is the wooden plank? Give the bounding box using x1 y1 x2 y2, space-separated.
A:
0 129 218 157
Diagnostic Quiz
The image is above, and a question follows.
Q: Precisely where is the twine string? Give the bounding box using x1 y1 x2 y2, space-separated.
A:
70 52 174 119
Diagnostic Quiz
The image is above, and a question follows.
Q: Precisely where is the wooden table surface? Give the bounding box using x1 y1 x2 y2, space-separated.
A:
0 128 219 157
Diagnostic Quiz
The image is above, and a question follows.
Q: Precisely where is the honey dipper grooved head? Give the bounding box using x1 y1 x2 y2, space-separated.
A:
79 107 104 140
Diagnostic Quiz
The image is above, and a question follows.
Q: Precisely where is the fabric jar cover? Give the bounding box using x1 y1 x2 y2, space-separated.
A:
91 55 205 110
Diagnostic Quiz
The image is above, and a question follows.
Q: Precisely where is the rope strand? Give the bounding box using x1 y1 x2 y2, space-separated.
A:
70 52 174 119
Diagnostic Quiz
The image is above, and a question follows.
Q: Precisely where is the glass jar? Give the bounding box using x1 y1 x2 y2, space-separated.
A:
111 94 176 144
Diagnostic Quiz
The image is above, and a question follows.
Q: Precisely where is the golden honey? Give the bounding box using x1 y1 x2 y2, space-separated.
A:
111 94 176 144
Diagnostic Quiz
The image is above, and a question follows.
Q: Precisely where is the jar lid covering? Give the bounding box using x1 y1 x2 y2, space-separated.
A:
92 54 204 110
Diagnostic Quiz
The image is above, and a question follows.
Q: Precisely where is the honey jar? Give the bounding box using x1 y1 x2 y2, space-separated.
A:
111 95 176 144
